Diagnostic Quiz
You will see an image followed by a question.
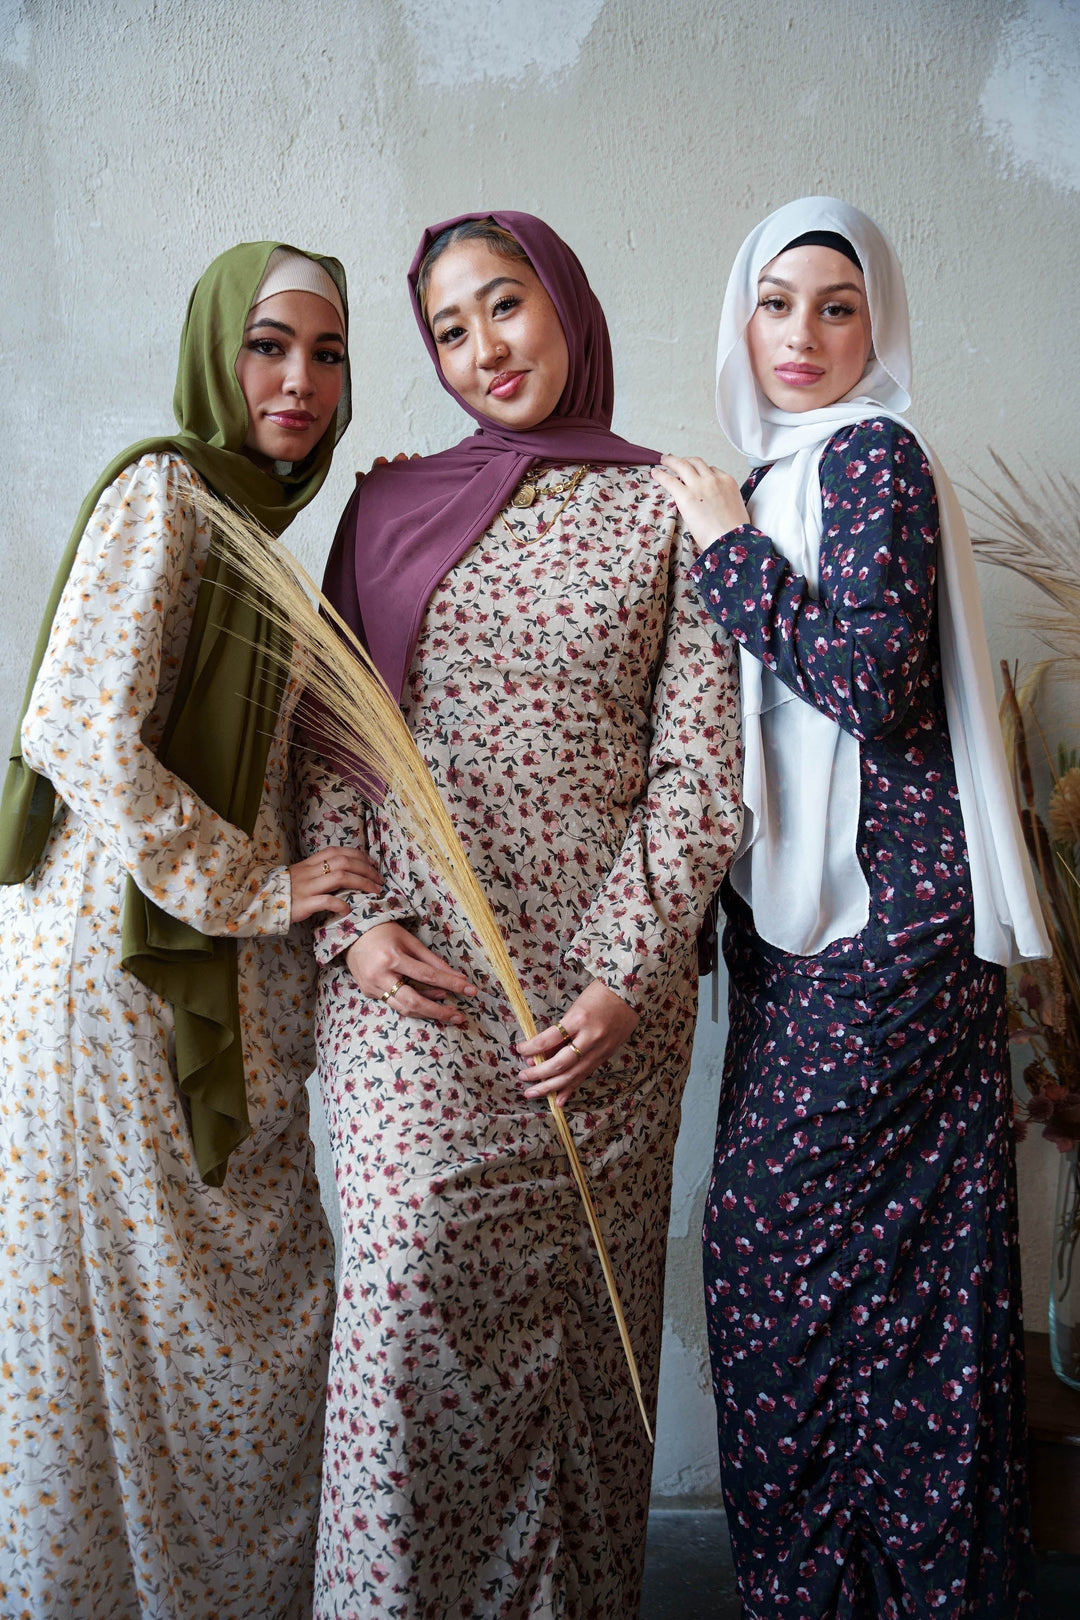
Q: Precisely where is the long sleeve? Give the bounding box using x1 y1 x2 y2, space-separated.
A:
567 510 743 1010
294 748 419 966
692 419 940 743
20 453 291 937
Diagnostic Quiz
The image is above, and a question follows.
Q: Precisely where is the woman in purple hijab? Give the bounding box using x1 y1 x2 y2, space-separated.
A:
300 211 743 1617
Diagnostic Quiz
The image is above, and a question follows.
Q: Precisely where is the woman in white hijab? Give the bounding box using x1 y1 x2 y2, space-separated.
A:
653 198 1047 1619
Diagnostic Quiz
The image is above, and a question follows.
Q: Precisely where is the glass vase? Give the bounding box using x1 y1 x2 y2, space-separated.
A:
1049 1143 1080 1391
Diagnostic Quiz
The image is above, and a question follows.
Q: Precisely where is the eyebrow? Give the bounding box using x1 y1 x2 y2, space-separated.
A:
244 316 344 342
758 274 864 296
429 276 527 328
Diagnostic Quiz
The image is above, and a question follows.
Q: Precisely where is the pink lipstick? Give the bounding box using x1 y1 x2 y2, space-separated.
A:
488 372 526 400
774 365 825 388
266 411 316 431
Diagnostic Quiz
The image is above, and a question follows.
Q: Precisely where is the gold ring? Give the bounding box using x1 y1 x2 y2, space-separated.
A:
322 858 331 876
556 1020 570 1040
380 979 404 1003
569 1041 583 1057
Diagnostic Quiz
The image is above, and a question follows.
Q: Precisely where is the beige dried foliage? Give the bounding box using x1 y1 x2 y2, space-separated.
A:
1050 769 1080 847
966 452 1080 694
969 454 1080 1164
184 479 653 1442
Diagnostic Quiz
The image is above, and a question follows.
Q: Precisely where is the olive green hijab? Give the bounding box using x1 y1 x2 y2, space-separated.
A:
0 240 350 1185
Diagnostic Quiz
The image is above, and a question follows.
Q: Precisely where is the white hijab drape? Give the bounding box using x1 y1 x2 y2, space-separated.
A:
719 195 1047 966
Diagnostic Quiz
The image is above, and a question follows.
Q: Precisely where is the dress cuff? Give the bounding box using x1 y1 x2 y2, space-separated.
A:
566 935 649 1014
313 894 419 966
263 864 293 935
217 863 292 937
689 523 761 584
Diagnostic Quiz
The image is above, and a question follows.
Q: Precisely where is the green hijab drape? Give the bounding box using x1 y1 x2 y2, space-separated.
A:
0 241 350 1185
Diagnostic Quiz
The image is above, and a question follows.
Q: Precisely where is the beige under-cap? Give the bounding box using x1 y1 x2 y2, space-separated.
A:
250 247 345 327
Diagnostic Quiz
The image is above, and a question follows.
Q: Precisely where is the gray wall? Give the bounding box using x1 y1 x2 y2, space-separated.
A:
3 0 1079 1503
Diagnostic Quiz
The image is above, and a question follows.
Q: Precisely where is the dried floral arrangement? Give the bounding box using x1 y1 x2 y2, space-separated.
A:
967 455 1080 1355
186 480 652 1440
967 454 1080 1154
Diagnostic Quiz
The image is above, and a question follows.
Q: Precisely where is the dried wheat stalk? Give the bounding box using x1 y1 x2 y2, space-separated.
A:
187 480 653 1442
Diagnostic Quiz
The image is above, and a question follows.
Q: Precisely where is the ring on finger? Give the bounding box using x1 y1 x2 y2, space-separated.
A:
380 979 405 1003
556 1020 570 1041
569 1041 583 1057
322 858 332 876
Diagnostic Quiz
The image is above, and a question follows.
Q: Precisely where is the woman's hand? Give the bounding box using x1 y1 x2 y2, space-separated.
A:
351 452 422 495
650 454 750 553
358 451 422 484
344 921 478 1027
516 979 639 1107
289 846 381 923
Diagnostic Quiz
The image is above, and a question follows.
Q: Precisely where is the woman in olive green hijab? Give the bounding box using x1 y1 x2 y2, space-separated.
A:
0 242 371 1619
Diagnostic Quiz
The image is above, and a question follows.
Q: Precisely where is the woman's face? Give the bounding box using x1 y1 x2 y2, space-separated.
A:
425 240 570 431
747 245 873 413
235 288 345 468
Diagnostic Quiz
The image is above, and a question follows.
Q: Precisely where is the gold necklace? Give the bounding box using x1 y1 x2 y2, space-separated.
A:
510 465 586 509
500 465 588 544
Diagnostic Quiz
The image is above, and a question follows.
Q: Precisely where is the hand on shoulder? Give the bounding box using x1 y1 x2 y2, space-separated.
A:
356 451 422 486
650 455 750 553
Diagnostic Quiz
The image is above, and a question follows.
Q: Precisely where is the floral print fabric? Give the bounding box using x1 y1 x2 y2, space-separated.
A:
692 421 1034 1618
0 455 335 1620
300 466 742 1618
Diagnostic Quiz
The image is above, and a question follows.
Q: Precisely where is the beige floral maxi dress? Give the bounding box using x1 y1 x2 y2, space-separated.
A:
301 466 742 1618
0 454 335 1620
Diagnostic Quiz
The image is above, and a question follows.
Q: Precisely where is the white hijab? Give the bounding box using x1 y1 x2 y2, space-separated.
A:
719 195 1048 965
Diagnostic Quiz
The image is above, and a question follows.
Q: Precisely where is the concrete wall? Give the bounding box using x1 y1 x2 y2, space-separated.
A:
3 0 1079 1503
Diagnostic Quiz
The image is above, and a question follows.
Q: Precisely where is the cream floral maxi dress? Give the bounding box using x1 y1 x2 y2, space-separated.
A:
301 466 742 1619
0 454 335 1620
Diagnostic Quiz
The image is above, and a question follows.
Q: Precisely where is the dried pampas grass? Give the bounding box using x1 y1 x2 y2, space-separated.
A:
186 479 652 1442
966 452 1080 702
968 456 1080 1165
1050 769 1080 848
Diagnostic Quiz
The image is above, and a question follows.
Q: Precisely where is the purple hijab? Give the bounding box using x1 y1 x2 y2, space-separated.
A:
322 210 660 702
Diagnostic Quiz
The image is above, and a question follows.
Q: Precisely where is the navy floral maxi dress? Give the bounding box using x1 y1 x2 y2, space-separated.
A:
692 418 1034 1619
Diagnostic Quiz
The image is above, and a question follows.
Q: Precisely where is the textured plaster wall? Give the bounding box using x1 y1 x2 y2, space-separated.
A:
2 0 1079 1504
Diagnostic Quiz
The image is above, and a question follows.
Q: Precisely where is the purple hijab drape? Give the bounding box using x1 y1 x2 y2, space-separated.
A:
322 210 660 702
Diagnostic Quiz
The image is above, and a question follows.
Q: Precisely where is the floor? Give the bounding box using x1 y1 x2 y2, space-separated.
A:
640 1510 1080 1618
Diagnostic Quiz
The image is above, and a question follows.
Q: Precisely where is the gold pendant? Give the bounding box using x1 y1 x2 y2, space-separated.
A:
513 484 537 508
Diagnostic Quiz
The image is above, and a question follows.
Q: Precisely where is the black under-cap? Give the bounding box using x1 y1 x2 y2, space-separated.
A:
779 230 863 271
